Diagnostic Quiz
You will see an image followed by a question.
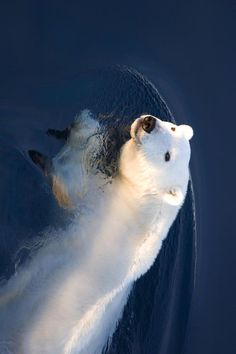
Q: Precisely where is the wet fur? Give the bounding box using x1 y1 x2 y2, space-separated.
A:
0 112 193 353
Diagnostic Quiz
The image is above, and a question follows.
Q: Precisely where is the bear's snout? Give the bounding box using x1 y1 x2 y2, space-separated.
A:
142 115 157 134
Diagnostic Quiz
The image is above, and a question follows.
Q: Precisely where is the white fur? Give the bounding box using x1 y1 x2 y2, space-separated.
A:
0 113 193 354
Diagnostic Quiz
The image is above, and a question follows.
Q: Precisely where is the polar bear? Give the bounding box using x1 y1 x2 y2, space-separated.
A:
0 113 193 354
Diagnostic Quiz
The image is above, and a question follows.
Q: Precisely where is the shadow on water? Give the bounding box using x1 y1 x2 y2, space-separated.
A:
0 66 196 354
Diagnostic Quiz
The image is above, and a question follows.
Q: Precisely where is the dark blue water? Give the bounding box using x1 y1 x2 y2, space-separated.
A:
0 66 196 353
0 1 235 352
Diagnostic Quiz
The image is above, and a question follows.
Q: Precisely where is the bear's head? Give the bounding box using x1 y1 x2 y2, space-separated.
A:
120 115 193 207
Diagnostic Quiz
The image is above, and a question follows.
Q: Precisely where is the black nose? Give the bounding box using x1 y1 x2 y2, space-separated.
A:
142 115 156 133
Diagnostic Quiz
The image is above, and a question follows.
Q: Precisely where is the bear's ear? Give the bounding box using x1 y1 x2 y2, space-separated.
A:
179 125 193 141
163 187 184 206
28 150 51 176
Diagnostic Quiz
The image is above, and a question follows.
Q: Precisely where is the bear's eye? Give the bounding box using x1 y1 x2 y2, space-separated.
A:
142 116 156 134
165 151 171 162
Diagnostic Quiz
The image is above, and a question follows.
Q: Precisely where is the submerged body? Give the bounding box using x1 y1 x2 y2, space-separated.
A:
0 114 193 353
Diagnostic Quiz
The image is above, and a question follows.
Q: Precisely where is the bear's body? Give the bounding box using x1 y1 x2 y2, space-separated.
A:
0 113 193 354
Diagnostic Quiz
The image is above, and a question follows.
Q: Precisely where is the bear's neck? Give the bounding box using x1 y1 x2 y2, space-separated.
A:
99 142 163 235
118 139 162 198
